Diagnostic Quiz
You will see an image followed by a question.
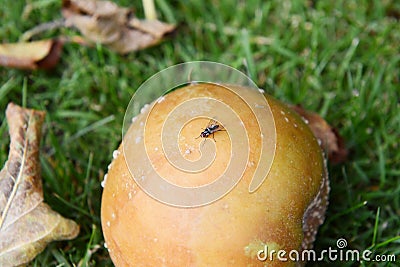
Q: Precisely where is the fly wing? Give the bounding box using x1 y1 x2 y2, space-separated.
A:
214 119 226 132
208 119 226 132
206 119 216 128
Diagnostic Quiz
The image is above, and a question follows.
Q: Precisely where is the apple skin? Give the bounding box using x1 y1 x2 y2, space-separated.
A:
101 83 328 267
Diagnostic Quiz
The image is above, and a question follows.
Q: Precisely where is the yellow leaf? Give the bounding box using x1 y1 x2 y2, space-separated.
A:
0 103 79 266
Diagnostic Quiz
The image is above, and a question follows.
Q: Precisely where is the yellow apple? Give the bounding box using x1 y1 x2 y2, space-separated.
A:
101 83 329 266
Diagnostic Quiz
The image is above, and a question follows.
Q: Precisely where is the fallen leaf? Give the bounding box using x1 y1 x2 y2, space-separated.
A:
62 0 176 54
290 105 348 164
0 39 63 70
0 103 79 266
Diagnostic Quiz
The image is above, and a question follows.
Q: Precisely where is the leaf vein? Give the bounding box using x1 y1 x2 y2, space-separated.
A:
0 112 33 231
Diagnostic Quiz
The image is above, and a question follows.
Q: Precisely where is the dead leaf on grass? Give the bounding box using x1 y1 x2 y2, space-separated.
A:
62 0 176 54
0 39 63 70
290 105 348 164
0 103 79 266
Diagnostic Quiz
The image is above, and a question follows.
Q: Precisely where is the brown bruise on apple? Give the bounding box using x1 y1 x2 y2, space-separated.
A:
101 84 328 267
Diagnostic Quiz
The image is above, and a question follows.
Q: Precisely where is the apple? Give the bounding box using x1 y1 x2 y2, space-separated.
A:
101 83 328 266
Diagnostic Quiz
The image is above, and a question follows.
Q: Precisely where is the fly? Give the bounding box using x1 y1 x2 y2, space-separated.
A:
196 119 225 142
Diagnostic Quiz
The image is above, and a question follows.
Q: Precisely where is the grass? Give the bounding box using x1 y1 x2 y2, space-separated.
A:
1 0 399 266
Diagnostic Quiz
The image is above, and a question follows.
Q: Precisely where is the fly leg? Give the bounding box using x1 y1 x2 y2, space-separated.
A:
212 132 216 142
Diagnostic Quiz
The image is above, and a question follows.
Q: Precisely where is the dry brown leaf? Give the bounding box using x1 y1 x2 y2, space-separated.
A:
0 39 63 70
0 103 79 266
290 105 348 164
62 0 176 54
